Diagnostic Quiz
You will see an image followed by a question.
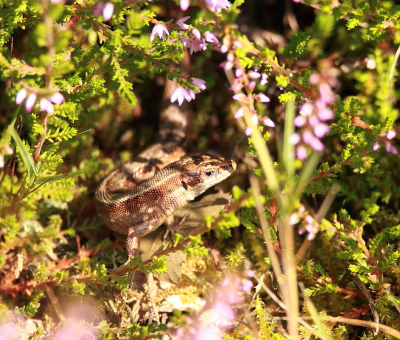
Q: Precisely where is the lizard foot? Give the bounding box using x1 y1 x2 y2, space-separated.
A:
163 214 189 240
126 227 140 258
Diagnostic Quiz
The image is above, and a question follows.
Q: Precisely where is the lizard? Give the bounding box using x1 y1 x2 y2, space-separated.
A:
95 154 236 258
94 77 236 259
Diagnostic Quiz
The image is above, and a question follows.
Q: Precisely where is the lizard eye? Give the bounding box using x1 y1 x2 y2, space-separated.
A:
205 171 213 176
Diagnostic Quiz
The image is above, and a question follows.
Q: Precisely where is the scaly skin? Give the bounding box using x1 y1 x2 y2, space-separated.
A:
94 154 236 257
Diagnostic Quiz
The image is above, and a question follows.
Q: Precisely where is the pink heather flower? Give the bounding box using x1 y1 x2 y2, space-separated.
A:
318 83 335 103
176 16 190 30
0 321 25 339
179 37 191 49
289 133 300 145
205 0 231 12
248 71 261 79
191 78 206 91
249 81 256 89
213 301 235 324
296 145 307 160
190 38 207 54
193 326 221 340
303 130 314 145
93 2 104 16
235 69 243 78
192 28 201 39
227 53 234 62
314 123 330 138
386 144 398 155
245 127 252 136
373 142 380 151
150 24 169 42
255 93 270 103
317 107 334 121
260 73 268 86
311 138 324 151
180 0 189 11
221 61 233 70
261 117 275 127
289 213 300 225
300 102 313 116
308 115 319 127
15 88 27 104
51 0 66 3
25 93 37 113
204 32 219 44
294 115 306 127
234 108 243 119
387 130 396 140
243 269 255 277
40 98 54 114
309 73 320 85
171 86 194 106
219 279 240 304
50 92 64 104
232 93 247 102
103 2 114 20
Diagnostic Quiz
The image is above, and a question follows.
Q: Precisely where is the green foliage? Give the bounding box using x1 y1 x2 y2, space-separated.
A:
282 31 311 59
141 255 168 274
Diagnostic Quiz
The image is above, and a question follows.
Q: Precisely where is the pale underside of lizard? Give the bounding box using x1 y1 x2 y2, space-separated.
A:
94 78 236 259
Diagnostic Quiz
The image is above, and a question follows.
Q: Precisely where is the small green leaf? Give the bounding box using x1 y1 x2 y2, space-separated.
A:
172 233 184 247
11 128 38 178
276 75 290 88
35 170 84 185
282 31 310 59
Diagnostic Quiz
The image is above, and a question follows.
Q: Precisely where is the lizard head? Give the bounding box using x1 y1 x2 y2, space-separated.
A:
178 154 236 198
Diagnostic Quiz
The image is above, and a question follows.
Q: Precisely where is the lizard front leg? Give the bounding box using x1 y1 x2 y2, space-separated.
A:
126 220 164 258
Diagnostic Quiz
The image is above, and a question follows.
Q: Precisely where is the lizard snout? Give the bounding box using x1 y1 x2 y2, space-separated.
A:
221 160 236 172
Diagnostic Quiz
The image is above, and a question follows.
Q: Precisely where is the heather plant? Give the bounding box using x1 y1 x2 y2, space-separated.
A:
1 0 400 339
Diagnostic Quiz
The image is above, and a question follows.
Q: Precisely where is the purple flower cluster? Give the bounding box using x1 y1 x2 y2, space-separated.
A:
173 271 253 340
291 69 338 159
94 1 114 21
218 33 274 136
180 0 231 13
373 129 398 155
290 205 321 240
171 78 206 106
178 23 219 55
15 88 65 114
150 24 169 42
230 68 273 136
149 17 219 55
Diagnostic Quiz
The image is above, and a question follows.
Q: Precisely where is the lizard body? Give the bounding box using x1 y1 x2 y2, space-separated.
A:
94 154 236 257
94 79 236 258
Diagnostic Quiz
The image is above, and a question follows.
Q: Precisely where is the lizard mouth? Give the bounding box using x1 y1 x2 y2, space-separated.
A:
221 159 236 173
